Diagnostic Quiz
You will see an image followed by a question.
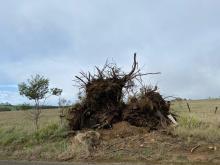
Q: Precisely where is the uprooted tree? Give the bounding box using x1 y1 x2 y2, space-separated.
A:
67 54 176 131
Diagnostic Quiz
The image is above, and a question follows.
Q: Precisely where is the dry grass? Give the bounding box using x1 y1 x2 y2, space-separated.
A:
1 99 219 139
0 109 69 161
0 99 220 162
171 99 220 142
0 109 60 132
172 98 220 114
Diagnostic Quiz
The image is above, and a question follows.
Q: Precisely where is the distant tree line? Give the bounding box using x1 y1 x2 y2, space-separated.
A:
0 103 61 112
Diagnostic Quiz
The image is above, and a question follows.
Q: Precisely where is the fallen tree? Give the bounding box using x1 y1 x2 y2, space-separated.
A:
66 54 175 131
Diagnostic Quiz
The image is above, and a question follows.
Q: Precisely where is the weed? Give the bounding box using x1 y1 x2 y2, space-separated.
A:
142 147 153 157
178 114 208 129
173 114 220 141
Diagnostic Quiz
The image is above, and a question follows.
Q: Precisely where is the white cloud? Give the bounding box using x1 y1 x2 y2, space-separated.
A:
0 91 26 104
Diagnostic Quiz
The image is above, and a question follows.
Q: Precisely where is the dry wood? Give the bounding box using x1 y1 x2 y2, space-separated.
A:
190 144 200 153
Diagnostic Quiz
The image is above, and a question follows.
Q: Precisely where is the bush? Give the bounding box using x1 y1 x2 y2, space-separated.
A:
0 107 11 112
17 103 32 110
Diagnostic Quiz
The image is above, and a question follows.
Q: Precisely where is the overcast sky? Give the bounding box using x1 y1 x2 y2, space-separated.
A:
1 0 220 105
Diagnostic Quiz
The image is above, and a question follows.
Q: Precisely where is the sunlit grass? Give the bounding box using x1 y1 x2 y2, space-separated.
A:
0 109 60 132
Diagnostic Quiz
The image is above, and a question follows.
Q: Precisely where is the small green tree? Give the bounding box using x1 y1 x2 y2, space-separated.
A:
18 74 62 130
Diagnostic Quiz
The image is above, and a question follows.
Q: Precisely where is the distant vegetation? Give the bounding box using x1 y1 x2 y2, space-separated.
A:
0 103 59 112
0 106 12 112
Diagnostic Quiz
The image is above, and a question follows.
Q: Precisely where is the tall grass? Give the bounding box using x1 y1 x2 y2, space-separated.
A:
172 100 220 142
0 123 68 146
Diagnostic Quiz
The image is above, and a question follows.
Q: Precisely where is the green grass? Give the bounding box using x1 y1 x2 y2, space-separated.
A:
0 109 69 160
0 122 68 145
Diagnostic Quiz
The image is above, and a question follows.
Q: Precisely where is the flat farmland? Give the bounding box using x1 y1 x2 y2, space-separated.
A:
0 100 219 163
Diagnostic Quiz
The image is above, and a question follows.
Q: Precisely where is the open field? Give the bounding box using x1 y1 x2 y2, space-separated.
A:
171 99 220 141
0 109 68 161
172 98 220 113
0 109 61 132
0 99 220 163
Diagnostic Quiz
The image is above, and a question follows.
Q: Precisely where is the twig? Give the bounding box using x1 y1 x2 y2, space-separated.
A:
191 144 200 153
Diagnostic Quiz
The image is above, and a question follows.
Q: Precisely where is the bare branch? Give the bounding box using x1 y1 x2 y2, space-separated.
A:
95 66 104 79
75 76 87 85
124 53 138 81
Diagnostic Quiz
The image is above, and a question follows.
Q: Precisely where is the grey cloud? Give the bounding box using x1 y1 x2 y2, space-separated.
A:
1 0 220 104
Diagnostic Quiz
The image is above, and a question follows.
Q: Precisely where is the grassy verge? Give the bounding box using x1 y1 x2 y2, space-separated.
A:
0 123 69 160
0 110 69 160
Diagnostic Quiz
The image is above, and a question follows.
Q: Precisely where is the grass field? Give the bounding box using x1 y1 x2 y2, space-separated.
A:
0 109 61 132
171 99 220 141
0 109 68 160
0 99 220 162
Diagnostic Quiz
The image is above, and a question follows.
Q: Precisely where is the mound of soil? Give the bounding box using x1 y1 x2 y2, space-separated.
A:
100 121 149 140
61 122 220 163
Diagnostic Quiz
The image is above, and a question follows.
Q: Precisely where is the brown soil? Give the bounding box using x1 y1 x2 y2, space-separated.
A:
62 122 220 163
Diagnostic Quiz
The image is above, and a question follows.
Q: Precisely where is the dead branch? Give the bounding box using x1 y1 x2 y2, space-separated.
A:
75 76 87 85
191 144 200 153
123 53 160 83
123 53 138 82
